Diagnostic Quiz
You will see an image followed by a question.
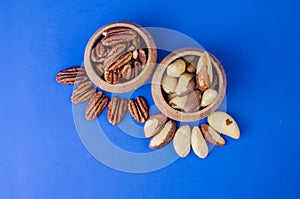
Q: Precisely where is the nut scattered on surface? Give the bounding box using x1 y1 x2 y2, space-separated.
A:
71 81 96 104
144 113 168 138
107 97 128 125
173 125 191 158
85 92 109 120
208 112 240 139
56 66 88 85
191 126 208 159
128 96 149 123
201 89 218 107
201 124 225 146
149 120 177 149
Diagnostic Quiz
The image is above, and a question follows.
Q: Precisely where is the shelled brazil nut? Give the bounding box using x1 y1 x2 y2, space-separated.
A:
152 48 226 122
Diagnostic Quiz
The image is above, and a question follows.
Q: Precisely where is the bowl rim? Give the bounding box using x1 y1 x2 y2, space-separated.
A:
151 48 227 122
84 21 157 93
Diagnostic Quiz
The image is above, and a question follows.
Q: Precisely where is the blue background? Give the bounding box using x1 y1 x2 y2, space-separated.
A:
1 0 300 198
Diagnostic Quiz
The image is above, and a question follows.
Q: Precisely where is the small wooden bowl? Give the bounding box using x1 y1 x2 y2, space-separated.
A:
152 48 226 122
84 22 157 93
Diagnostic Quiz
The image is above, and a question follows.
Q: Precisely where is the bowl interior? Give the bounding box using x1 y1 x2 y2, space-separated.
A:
84 22 157 93
151 48 226 122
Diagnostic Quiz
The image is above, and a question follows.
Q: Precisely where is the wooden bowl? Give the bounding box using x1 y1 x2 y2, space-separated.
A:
152 48 226 122
84 22 157 93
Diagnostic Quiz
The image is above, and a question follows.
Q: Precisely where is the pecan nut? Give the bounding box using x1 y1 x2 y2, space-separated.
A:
94 63 105 74
131 60 143 79
128 96 149 123
91 43 106 63
107 97 128 125
101 30 137 46
71 81 96 104
120 64 132 80
56 66 87 85
104 70 121 84
85 92 109 120
105 52 133 71
138 49 147 65
103 43 127 68
102 27 130 37
127 45 136 52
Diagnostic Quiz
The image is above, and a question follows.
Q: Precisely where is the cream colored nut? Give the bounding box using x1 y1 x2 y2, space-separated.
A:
173 125 191 158
175 72 195 97
201 124 225 146
169 90 201 112
133 50 138 59
196 51 213 92
201 89 218 107
144 113 168 138
208 112 240 139
167 59 186 77
191 126 208 159
149 120 177 149
167 93 177 101
161 73 178 94
169 95 187 110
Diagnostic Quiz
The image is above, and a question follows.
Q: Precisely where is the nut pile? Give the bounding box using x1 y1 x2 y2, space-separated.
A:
90 27 148 84
161 51 219 112
144 112 240 159
56 66 149 124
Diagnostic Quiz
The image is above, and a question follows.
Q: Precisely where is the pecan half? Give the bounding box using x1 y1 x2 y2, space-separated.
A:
120 64 132 80
107 97 128 125
132 36 147 49
101 30 137 46
127 45 136 52
103 43 127 68
138 49 147 65
56 66 87 85
128 96 149 123
71 81 96 104
105 52 133 71
85 92 109 120
131 60 143 79
94 63 105 74
90 43 106 63
104 70 121 84
102 27 130 37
